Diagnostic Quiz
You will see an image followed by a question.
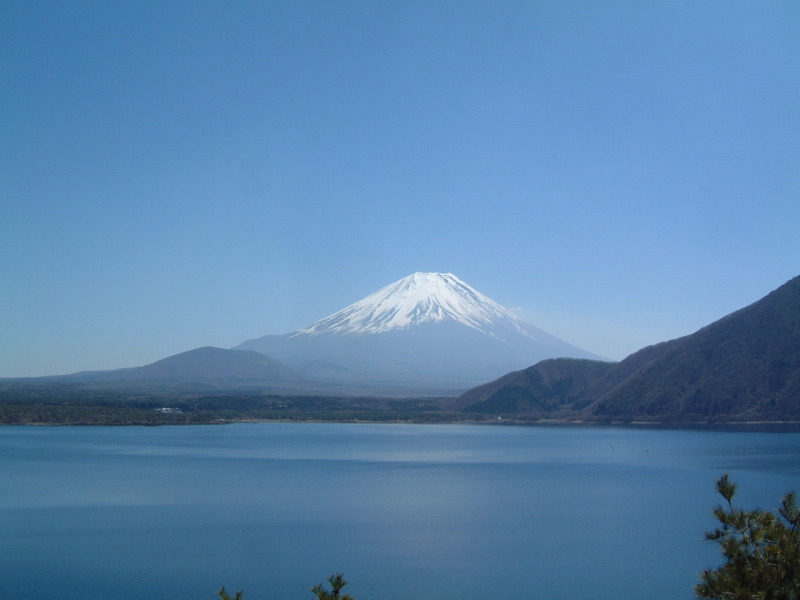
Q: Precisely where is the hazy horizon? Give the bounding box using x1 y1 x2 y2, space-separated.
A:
2 2 798 377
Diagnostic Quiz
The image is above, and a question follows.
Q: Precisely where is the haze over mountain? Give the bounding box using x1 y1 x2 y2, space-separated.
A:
36 347 311 393
5 273 798 422
458 274 800 422
237 272 603 392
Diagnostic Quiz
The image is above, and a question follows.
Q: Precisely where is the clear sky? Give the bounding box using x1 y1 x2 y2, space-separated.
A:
2 1 798 377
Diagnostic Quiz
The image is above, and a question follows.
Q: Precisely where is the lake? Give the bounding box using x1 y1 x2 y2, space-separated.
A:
1 423 799 600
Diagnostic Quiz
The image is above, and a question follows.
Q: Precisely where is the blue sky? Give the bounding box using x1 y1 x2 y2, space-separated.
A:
2 1 798 377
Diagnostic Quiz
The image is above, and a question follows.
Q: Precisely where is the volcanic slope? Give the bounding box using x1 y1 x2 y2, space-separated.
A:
236 272 603 393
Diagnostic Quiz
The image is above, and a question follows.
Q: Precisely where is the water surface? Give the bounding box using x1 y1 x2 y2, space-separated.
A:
1 423 799 600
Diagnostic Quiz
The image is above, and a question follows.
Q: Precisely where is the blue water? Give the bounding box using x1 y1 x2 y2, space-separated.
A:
1 423 799 600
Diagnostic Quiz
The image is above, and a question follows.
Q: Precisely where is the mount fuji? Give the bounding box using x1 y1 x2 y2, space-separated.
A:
236 273 604 393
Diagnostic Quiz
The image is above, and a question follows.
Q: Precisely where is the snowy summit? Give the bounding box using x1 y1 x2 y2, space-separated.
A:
296 272 530 338
236 272 603 393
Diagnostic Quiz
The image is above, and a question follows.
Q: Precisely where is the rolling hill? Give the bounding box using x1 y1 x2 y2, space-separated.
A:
40 347 311 392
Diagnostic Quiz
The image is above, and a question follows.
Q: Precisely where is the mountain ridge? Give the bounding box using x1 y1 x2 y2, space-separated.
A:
459 274 800 422
34 347 312 393
5 273 602 397
4 273 798 421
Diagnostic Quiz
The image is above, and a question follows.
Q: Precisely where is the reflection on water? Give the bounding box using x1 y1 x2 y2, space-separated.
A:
1 423 799 600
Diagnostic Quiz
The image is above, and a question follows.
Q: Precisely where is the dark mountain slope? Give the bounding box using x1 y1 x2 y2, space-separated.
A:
459 275 800 422
588 275 800 421
455 358 615 418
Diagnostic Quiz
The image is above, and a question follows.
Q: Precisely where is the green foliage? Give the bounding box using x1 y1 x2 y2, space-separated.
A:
215 574 353 600
311 573 355 600
696 474 800 599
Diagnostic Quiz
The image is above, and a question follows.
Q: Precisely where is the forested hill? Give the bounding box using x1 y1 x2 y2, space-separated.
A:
459 274 800 422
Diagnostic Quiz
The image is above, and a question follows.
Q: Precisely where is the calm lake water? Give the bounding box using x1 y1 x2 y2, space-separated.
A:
1 423 800 600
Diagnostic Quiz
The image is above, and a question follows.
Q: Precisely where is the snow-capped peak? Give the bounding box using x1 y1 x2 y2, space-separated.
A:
294 272 532 338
